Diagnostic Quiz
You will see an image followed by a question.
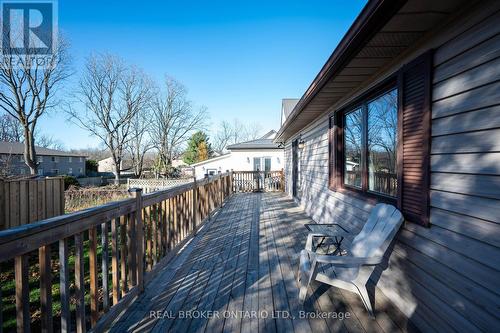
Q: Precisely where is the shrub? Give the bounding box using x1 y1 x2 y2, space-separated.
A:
63 175 80 190
85 159 98 175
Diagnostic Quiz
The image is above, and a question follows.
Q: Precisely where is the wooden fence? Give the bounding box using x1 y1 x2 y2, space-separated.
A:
232 170 284 192
0 177 65 231
0 172 232 332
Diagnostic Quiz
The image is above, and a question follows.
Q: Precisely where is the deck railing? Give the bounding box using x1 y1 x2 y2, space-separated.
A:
232 170 284 192
0 172 232 332
345 170 397 196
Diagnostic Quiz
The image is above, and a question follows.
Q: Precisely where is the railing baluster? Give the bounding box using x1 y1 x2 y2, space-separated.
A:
174 195 179 245
183 192 187 238
127 211 137 288
39 245 53 333
166 198 171 250
74 233 86 333
146 205 152 271
101 222 110 312
162 199 167 256
111 218 120 305
120 215 128 296
89 226 99 326
15 254 30 333
129 188 144 291
152 204 157 265
158 201 163 258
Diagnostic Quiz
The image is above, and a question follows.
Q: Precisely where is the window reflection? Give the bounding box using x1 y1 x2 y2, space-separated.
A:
344 108 363 188
368 89 398 196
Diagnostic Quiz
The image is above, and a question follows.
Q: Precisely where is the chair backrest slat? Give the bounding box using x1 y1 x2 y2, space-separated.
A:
350 204 403 258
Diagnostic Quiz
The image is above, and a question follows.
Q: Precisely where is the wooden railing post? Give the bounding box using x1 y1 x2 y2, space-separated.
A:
281 168 285 192
74 233 85 333
129 188 144 292
59 238 70 333
204 174 210 221
193 178 198 228
230 169 234 194
15 254 30 333
39 245 53 333
218 172 222 207
89 226 99 327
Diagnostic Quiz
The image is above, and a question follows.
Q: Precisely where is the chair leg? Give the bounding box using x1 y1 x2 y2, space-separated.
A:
298 250 315 303
355 284 375 318
299 275 308 303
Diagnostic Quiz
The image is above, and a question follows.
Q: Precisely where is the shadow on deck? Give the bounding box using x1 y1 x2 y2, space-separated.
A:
107 193 416 333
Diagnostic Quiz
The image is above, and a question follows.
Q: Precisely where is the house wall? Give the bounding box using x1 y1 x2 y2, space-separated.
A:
3 154 86 177
193 149 284 179
283 3 500 332
98 157 116 173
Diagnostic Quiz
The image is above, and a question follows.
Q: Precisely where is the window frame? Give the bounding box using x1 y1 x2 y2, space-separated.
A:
330 77 398 205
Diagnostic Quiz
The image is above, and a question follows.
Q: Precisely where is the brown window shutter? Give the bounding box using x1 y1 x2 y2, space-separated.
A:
397 51 432 226
329 113 343 191
329 116 336 190
292 139 298 197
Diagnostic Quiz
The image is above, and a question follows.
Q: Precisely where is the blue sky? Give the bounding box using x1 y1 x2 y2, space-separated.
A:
39 0 367 149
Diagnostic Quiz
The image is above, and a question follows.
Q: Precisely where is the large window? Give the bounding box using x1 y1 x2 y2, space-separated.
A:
367 89 398 196
341 88 398 198
264 157 271 172
344 108 363 188
329 52 432 226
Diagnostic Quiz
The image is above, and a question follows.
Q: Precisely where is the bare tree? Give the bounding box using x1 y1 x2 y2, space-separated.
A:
0 37 72 174
212 120 233 152
123 68 154 177
68 54 142 182
212 118 263 152
35 133 65 150
0 113 23 142
150 76 207 176
69 147 109 161
0 112 65 150
244 121 263 140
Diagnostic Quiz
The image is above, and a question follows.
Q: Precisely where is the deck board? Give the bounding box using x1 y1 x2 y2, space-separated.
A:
107 193 417 333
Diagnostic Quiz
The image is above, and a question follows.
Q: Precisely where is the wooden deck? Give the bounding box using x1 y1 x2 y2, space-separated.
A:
108 193 416 333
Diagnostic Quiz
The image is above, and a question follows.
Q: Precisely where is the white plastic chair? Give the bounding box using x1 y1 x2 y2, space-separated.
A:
298 203 404 317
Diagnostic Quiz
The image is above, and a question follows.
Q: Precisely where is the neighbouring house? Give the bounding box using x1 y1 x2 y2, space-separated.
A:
276 0 500 332
0 141 86 176
97 156 135 177
171 159 186 168
192 130 284 179
280 98 300 125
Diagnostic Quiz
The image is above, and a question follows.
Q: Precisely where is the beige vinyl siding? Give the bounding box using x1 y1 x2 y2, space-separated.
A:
284 3 500 332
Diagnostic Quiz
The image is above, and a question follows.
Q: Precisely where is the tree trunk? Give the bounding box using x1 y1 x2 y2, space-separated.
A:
113 159 121 184
23 126 37 175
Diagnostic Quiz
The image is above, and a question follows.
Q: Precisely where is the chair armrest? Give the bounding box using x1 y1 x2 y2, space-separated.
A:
305 232 349 251
307 250 382 267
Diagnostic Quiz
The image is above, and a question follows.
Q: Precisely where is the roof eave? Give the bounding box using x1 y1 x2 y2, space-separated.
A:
228 146 282 150
275 0 407 142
